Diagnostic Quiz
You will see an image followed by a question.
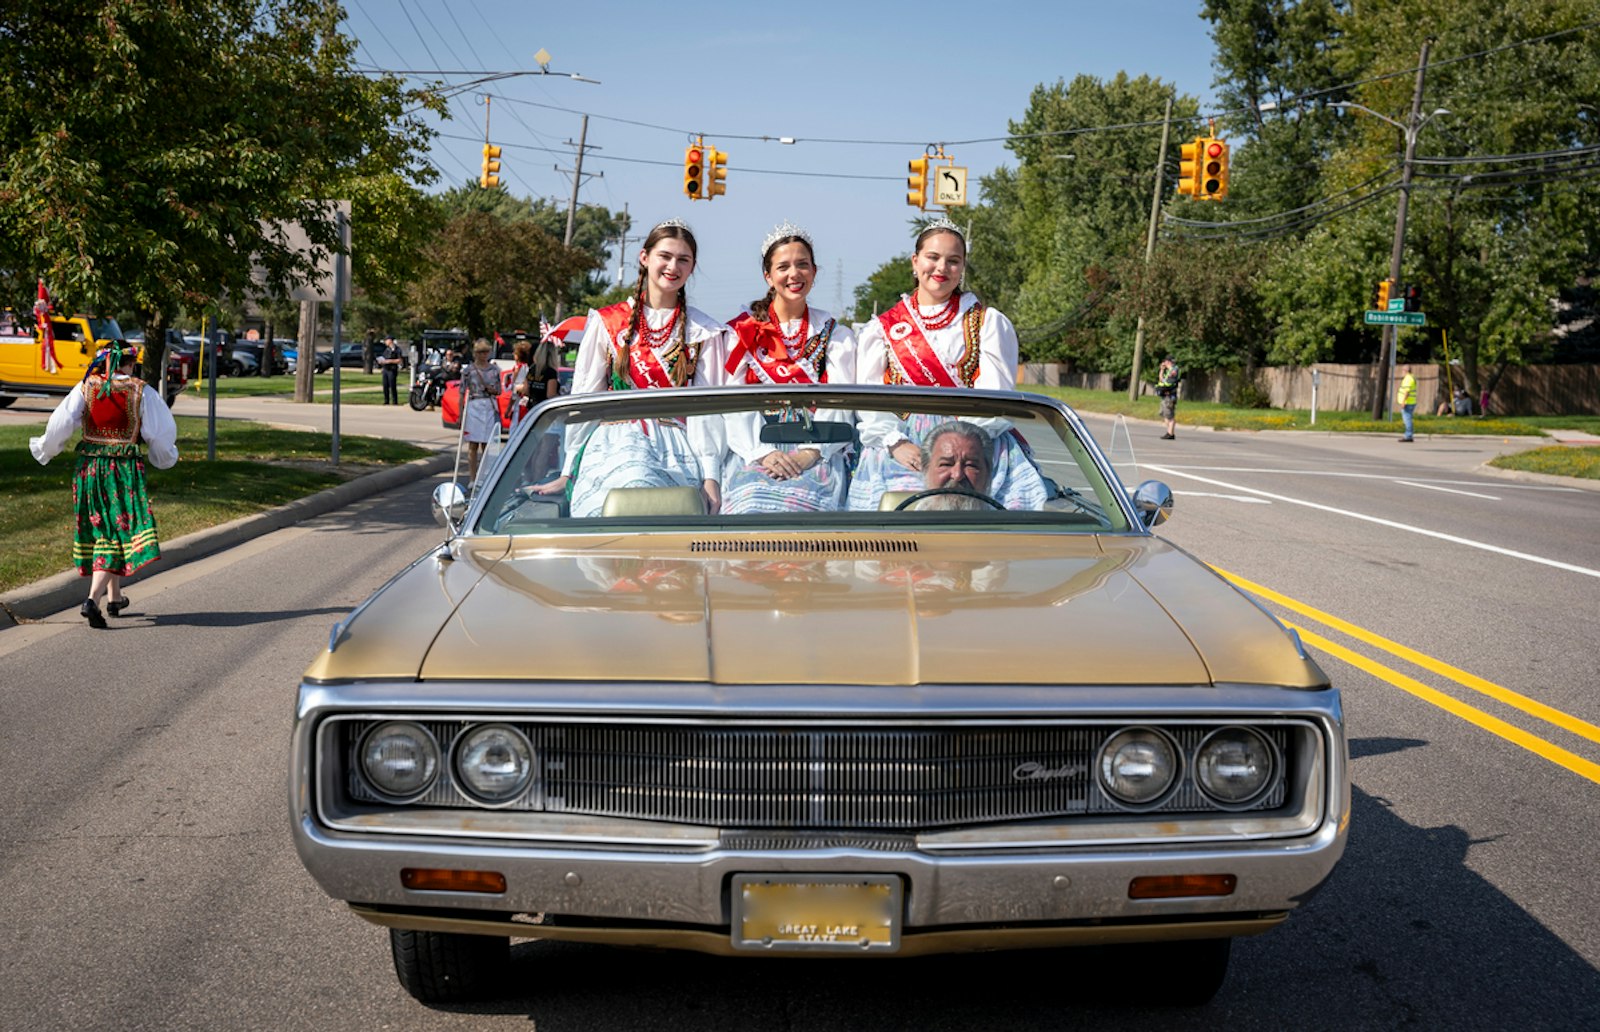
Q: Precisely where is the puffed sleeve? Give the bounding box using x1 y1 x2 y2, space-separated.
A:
851 316 910 450
560 310 612 476
975 306 1020 391
139 385 180 469
687 315 731 481
29 387 85 465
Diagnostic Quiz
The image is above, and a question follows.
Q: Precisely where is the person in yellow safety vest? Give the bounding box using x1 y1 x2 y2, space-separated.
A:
1397 364 1418 442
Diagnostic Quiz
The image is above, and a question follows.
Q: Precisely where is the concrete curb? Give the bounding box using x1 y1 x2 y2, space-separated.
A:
0 450 453 628
1474 462 1600 493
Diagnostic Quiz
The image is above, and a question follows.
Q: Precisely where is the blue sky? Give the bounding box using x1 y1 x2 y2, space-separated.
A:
342 0 1223 321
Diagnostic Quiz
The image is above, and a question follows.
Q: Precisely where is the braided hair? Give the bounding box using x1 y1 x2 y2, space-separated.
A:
749 234 816 323
619 222 697 386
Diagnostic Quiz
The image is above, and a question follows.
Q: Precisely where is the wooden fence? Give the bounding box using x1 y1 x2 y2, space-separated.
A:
1020 362 1600 416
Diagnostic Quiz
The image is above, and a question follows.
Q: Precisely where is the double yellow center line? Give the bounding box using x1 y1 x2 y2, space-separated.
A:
1214 567 1600 786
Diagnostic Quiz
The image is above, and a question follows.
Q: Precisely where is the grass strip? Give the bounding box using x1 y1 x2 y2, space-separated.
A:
1489 446 1600 480
0 416 430 593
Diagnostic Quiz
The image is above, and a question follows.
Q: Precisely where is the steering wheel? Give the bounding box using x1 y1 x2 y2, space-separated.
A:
892 487 1007 512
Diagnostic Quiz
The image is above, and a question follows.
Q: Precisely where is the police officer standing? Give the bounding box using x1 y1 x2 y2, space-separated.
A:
378 335 404 405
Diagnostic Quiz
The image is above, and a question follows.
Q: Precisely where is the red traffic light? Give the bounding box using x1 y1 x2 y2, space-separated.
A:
1206 141 1224 158
688 148 702 165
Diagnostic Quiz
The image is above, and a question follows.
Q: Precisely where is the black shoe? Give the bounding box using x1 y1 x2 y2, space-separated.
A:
106 597 130 617
1399 437 1414 443
80 598 107 629
1160 433 1175 440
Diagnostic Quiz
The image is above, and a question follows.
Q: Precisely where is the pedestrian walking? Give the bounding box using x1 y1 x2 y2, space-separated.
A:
1397 364 1418 441
1156 357 1182 440
460 339 503 484
377 335 403 404
28 341 180 627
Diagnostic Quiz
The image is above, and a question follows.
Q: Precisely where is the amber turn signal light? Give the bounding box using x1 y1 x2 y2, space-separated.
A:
401 868 507 894
1128 874 1237 899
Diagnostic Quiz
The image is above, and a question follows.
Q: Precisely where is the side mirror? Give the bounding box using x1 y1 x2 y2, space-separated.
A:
431 482 468 532
1131 480 1174 528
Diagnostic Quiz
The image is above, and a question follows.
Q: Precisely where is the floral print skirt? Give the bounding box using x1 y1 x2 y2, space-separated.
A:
72 442 160 576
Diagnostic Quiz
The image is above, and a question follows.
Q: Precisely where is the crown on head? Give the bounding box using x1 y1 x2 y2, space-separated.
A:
761 220 813 259
654 216 691 234
919 215 965 241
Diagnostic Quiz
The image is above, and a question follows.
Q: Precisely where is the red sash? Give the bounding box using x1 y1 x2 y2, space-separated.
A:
725 312 824 386
597 302 678 389
877 299 960 388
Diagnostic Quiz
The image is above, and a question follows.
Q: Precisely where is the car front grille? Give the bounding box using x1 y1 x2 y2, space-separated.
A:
342 721 1293 828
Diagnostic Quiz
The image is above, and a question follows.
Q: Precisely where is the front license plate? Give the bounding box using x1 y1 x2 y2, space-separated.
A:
732 874 902 953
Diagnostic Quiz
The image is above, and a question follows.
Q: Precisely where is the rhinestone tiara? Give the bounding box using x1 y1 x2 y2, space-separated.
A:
919 215 965 241
761 220 813 259
654 216 691 233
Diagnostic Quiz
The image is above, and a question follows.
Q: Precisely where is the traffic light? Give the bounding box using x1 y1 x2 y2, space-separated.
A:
1200 138 1229 199
1374 279 1393 311
1402 283 1422 312
1178 137 1203 197
479 144 501 188
684 144 704 200
706 147 727 199
907 156 929 209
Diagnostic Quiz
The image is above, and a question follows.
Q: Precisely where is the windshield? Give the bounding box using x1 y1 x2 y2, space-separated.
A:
86 317 124 341
469 387 1132 536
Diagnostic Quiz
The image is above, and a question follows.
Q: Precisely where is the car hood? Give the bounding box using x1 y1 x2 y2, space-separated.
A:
308 533 1325 689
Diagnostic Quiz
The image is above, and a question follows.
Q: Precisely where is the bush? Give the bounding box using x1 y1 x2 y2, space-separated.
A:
1230 376 1272 409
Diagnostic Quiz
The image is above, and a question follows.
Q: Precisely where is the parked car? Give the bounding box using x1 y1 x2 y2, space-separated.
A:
290 384 1350 1007
228 339 289 376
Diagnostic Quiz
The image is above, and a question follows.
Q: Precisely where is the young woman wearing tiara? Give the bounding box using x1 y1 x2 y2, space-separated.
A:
847 217 1046 511
718 221 857 514
534 218 731 517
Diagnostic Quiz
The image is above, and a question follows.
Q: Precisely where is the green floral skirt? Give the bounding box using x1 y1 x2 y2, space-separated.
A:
72 441 161 577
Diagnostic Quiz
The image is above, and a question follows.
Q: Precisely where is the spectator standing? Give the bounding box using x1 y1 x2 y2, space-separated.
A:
460 339 502 484
1397 364 1418 442
377 336 404 405
1156 357 1182 440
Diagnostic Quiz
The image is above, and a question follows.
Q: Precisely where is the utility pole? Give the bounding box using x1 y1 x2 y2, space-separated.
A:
1128 94 1174 401
615 201 633 286
1372 39 1433 421
554 115 601 322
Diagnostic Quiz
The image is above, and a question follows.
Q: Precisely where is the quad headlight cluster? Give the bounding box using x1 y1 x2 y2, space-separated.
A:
1096 726 1277 810
358 721 534 806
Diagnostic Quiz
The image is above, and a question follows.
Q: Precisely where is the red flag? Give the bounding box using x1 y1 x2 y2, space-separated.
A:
34 279 59 374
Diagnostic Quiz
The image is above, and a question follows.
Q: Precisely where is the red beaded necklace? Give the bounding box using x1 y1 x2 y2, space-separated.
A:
911 292 960 331
767 305 808 356
637 302 681 348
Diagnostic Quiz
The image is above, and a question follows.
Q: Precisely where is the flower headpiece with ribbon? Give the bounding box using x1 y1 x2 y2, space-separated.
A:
94 340 130 398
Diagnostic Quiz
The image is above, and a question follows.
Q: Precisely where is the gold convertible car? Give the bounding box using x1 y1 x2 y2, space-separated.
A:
289 384 1348 1006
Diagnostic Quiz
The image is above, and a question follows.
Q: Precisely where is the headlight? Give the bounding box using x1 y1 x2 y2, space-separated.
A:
454 724 534 804
1195 727 1275 805
1097 727 1179 806
359 721 440 800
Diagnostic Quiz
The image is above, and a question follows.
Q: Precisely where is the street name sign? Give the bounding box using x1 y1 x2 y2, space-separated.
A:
1364 310 1426 326
1387 298 1406 312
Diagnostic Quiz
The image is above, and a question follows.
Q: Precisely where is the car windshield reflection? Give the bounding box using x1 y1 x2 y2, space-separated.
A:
469 386 1130 535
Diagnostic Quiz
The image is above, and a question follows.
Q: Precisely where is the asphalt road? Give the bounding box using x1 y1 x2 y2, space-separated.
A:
1 416 1597 1030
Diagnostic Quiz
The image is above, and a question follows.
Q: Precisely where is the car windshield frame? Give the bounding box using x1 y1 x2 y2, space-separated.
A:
463 385 1141 537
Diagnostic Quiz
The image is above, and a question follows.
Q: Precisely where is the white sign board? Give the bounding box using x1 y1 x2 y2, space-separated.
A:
934 166 968 207
252 200 351 303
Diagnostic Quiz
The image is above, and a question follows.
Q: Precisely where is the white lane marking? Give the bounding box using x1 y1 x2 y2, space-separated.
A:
1396 480 1501 500
1148 464 1579 493
1175 491 1272 504
1141 463 1600 580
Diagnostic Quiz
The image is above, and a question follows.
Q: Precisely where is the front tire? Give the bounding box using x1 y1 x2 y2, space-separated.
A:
408 385 428 411
1132 938 1231 1006
389 928 508 1004
0 396 14 409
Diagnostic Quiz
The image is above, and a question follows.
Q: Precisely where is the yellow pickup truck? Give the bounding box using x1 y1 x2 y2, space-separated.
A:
0 314 188 408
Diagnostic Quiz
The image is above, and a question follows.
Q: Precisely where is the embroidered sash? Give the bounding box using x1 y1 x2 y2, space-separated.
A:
600 301 701 390
727 311 835 386
80 376 142 445
877 299 984 390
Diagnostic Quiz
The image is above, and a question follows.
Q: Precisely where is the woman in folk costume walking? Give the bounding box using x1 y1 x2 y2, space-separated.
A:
847 217 1046 511
535 218 732 517
719 221 857 514
459 338 503 486
29 341 179 627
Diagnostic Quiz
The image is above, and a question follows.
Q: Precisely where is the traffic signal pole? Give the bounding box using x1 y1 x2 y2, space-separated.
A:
1372 39 1433 421
1128 95 1173 402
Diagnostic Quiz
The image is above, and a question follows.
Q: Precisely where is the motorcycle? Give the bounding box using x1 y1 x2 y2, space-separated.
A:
408 362 450 411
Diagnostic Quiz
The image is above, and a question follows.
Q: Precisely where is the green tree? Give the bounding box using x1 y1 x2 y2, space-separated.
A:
849 255 913 323
0 0 437 378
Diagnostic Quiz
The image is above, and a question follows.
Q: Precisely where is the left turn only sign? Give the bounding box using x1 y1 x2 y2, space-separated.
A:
934 166 968 207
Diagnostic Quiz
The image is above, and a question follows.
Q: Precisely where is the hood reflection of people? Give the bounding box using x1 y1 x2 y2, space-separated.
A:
913 421 995 511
